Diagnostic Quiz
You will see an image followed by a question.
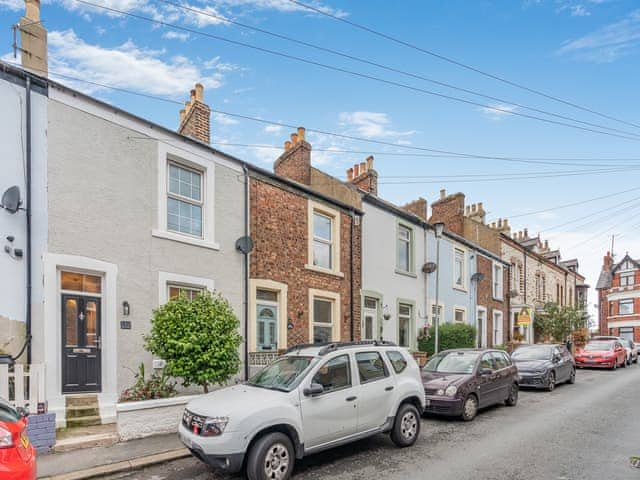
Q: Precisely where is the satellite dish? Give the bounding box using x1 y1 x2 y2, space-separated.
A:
235 236 254 254
1 186 21 214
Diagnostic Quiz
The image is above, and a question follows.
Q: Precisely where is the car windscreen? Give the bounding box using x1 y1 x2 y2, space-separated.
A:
247 356 316 392
0 402 21 423
584 342 613 351
511 346 553 361
424 351 480 374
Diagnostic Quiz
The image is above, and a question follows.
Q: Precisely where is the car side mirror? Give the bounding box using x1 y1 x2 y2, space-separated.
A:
303 383 324 397
479 368 493 376
553 355 561 363
16 406 29 418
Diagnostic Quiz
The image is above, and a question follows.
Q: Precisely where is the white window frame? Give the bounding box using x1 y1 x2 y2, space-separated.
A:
493 262 504 301
453 247 467 291
250 279 289 352
493 310 504 346
158 272 215 305
306 200 342 277
454 306 466 323
309 289 341 343
620 272 634 287
167 161 204 238
153 143 219 250
477 306 487 348
429 301 445 327
397 301 414 348
396 222 414 275
362 296 380 341
619 299 634 316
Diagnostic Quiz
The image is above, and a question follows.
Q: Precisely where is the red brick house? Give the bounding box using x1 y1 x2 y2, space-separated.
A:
247 129 362 369
597 252 640 341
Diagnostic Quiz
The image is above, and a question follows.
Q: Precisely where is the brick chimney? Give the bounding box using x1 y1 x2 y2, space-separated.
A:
463 202 486 224
603 251 613 271
20 0 48 76
274 127 311 185
347 155 378 195
178 83 210 144
402 197 427 221
429 189 465 235
488 218 511 236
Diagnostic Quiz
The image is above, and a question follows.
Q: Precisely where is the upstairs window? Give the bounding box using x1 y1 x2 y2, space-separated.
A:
493 263 504 300
619 299 634 315
454 248 465 288
167 162 203 238
621 272 634 287
396 224 413 273
313 212 333 270
307 201 341 275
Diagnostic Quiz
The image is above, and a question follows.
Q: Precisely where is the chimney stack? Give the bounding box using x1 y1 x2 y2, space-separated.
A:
347 155 378 195
603 251 613 271
20 0 48 76
274 127 312 184
402 197 428 221
178 82 211 144
463 202 486 224
429 190 465 235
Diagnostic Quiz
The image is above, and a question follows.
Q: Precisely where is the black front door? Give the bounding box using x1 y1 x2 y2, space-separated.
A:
62 295 102 393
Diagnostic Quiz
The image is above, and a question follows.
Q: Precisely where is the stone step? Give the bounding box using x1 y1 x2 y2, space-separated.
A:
65 405 101 419
65 394 99 407
54 430 118 453
65 415 102 429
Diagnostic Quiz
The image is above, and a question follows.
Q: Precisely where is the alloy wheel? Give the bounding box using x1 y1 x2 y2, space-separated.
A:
400 411 418 440
547 372 555 392
462 396 478 420
264 443 290 480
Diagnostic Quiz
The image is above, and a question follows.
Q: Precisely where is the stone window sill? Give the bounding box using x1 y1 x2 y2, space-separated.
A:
395 269 417 278
152 229 220 251
305 264 345 278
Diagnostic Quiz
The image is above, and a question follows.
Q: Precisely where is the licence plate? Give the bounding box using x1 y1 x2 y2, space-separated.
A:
586 360 597 363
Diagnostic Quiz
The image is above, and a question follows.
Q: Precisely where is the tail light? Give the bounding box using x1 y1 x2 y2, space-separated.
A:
0 425 14 449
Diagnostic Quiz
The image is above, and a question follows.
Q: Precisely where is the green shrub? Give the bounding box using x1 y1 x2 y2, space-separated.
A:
119 363 177 402
418 323 476 355
145 291 242 393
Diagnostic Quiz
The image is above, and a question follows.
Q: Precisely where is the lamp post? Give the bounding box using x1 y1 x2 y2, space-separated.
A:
433 222 444 354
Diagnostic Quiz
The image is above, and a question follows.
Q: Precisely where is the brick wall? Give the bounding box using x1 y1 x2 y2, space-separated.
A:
25 413 56 454
477 255 509 346
274 131 312 186
249 177 361 347
178 84 210 145
402 198 427 221
429 190 465 235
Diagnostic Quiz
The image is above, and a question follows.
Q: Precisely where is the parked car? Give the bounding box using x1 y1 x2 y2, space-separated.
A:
422 349 519 421
592 336 637 365
179 341 425 480
0 398 36 480
511 344 575 391
575 340 627 370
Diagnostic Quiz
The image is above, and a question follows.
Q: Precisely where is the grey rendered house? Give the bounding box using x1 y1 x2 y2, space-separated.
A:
0 61 247 427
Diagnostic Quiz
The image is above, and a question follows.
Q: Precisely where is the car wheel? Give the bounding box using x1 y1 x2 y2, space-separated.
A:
546 372 556 392
505 384 518 406
612 360 617 370
390 403 421 447
246 432 295 480
567 368 576 384
461 394 478 421
622 357 627 368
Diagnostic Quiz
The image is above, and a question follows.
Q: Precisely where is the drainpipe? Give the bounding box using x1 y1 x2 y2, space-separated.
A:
242 164 250 380
349 212 355 342
25 76 33 364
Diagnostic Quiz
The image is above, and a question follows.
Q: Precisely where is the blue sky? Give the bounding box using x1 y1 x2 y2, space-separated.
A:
1 0 640 309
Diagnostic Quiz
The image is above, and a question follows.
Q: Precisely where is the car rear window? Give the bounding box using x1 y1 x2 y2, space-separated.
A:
356 351 389 382
0 402 21 423
385 351 408 373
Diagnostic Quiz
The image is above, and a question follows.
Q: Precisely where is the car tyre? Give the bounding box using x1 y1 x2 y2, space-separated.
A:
546 372 556 392
461 394 478 421
621 357 627 368
505 384 518 406
246 432 295 480
567 367 576 384
390 403 421 448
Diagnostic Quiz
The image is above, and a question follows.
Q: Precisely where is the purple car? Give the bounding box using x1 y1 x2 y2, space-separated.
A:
422 349 519 421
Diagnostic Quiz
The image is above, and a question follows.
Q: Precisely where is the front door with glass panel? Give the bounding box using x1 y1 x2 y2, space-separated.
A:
362 297 378 340
477 309 487 348
256 290 278 351
61 272 102 393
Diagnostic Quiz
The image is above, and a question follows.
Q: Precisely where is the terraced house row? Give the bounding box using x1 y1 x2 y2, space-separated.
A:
0 9 586 429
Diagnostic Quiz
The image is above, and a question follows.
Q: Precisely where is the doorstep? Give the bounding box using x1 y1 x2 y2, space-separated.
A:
54 424 119 453
38 432 188 479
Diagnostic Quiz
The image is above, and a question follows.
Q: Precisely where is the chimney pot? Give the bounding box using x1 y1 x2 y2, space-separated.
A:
284 140 292 151
25 0 41 21
297 127 305 141
179 109 185 123
194 83 204 102
524 228 529 238
359 161 366 174
504 219 509 227
465 205 470 215
347 168 354 181
366 155 374 170
491 222 496 229
478 202 484 211
291 133 298 144
440 189 446 200
353 164 360 177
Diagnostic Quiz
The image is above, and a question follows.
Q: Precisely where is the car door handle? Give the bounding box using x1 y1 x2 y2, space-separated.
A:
385 386 394 391
346 396 357 402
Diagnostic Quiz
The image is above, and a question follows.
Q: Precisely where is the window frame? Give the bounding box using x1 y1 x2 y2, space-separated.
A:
362 293 382 341
493 262 504 301
453 246 467 291
312 211 334 270
309 289 341 344
167 283 204 301
620 272 634 287
397 301 414 348
306 201 342 276
158 272 214 305
311 354 352 395
395 221 415 275
166 161 204 239
619 299 634 316
454 307 466 324
493 310 504 346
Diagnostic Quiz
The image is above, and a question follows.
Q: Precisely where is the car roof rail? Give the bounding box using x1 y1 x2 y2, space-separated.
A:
318 340 397 356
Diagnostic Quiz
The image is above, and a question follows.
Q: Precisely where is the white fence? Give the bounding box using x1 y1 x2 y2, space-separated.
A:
0 364 45 409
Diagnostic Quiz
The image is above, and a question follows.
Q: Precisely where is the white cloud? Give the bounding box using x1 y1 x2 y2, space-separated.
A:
213 112 239 125
338 111 416 139
263 124 283 134
557 9 640 63
210 0 348 17
47 29 233 96
0 0 22 11
569 4 590 16
162 30 190 41
479 103 518 121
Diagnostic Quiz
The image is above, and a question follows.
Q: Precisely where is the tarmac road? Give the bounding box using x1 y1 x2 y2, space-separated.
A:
105 365 640 480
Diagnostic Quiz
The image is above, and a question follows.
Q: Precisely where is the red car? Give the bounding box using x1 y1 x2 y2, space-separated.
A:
0 398 36 480
575 340 627 370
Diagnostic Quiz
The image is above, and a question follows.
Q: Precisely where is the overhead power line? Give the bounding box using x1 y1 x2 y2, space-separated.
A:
541 195 640 233
68 0 640 142
287 0 640 131
153 0 640 140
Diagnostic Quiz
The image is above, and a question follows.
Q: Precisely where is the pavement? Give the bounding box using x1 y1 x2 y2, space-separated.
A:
37 433 189 479
94 365 640 480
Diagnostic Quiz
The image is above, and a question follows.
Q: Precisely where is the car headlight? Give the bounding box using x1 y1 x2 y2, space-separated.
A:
201 416 229 437
0 426 13 449
444 386 458 397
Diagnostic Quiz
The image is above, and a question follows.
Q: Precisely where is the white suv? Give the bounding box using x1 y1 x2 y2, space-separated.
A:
179 341 425 480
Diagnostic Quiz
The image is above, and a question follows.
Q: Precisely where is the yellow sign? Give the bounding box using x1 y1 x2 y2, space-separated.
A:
517 307 532 326
20 432 30 449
